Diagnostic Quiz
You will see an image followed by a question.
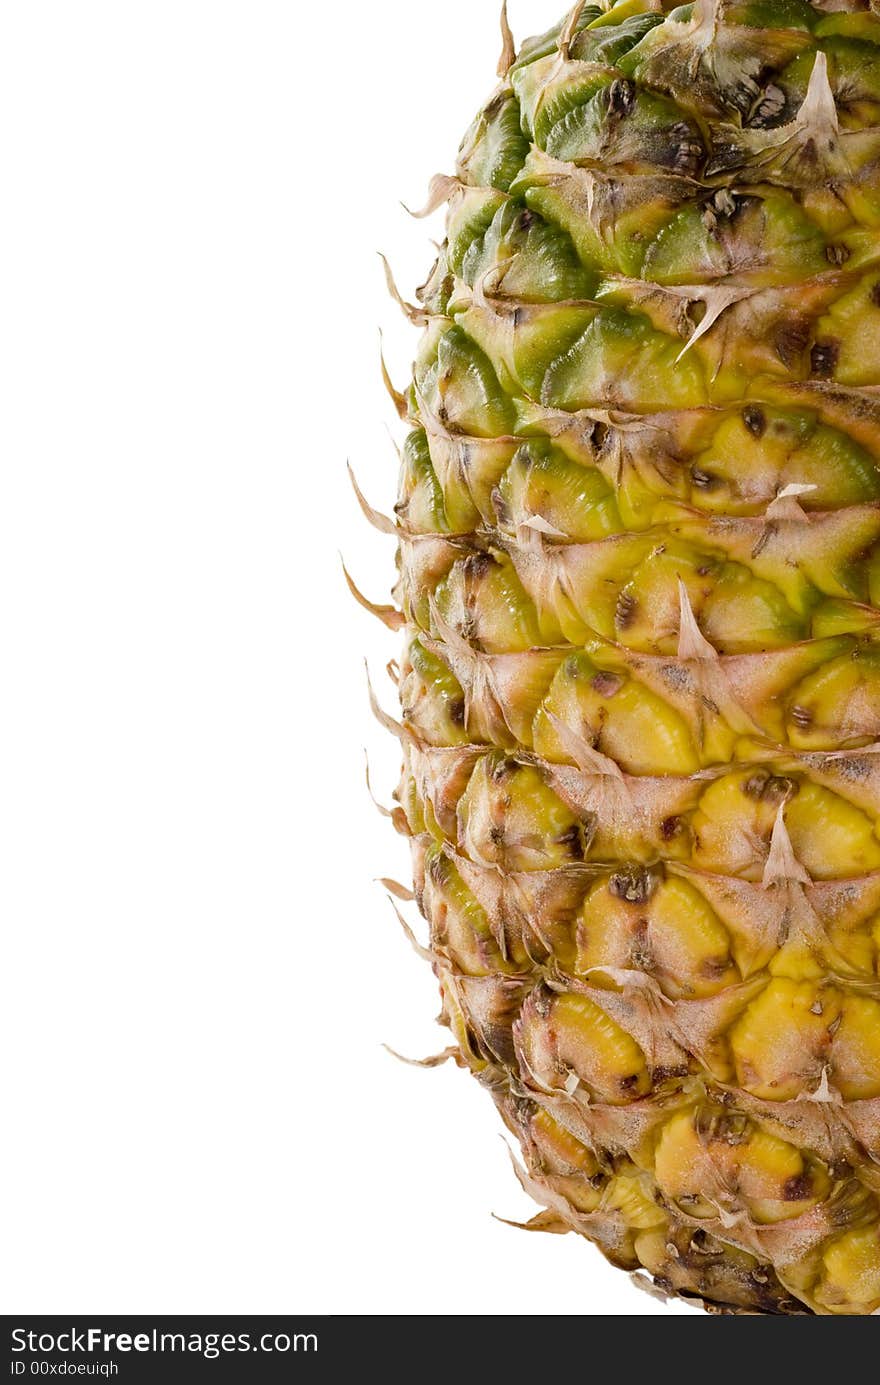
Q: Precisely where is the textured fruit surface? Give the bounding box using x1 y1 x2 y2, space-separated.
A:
369 0 880 1315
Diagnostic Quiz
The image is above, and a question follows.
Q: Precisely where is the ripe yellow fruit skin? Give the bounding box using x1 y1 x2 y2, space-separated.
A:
372 0 880 1315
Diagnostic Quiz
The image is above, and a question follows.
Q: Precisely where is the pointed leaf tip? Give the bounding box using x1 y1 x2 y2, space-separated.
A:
796 1066 842 1107
383 1044 458 1069
365 661 407 742
762 804 811 889
377 878 415 902
347 463 398 535
340 559 404 631
498 1 516 77
677 581 718 662
402 173 461 220
386 896 433 963
547 712 624 779
559 2 587 60
494 1209 572 1235
379 336 408 419
765 483 817 519
691 0 723 41
798 50 839 140
378 253 426 325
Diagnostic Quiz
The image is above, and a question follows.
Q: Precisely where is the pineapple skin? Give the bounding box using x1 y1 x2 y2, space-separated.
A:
381 0 880 1315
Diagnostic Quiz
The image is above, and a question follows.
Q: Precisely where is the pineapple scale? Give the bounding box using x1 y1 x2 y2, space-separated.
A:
378 0 880 1316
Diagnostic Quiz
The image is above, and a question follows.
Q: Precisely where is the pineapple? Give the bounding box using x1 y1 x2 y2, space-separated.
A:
364 0 880 1314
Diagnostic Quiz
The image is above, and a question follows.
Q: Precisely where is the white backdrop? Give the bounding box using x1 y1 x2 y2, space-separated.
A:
0 1 693 1315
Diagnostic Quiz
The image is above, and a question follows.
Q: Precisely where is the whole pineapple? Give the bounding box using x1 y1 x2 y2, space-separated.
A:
368 0 880 1314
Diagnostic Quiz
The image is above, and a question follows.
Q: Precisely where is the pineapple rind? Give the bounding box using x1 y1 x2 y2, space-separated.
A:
384 0 880 1316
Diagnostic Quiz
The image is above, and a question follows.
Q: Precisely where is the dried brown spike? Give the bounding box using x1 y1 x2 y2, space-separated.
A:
497 1 516 77
341 559 404 631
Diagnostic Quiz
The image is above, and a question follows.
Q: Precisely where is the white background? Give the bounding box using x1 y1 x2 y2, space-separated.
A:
0 1 692 1315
